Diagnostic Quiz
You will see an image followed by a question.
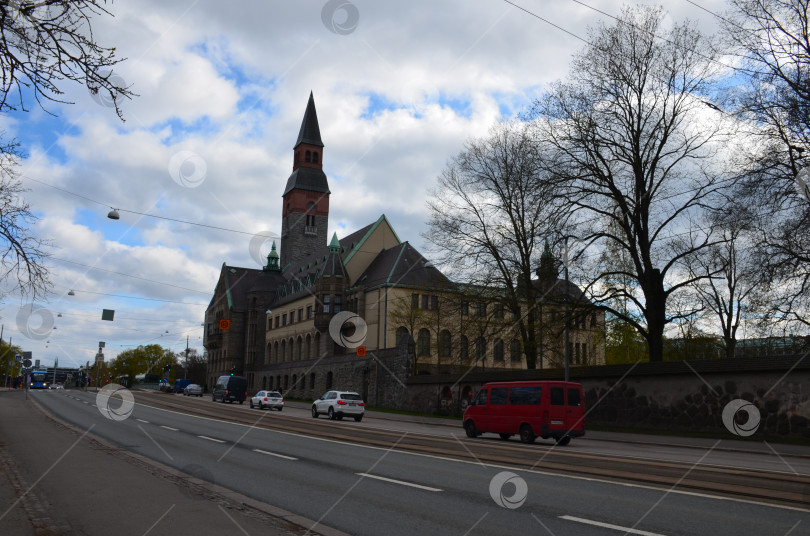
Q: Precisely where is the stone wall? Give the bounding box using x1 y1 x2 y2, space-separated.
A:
402 356 810 439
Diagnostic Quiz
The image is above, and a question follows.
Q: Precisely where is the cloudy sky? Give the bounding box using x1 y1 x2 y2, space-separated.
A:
2 0 728 368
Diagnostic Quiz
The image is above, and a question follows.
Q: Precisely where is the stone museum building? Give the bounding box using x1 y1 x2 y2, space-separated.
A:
203 93 605 410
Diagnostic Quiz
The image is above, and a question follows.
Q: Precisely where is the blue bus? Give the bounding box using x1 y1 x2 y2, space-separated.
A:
29 370 50 389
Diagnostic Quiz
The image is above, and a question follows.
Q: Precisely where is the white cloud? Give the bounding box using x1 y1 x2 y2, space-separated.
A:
6 0 730 365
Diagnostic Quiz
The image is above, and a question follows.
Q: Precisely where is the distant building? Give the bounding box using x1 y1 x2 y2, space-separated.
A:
203 93 605 396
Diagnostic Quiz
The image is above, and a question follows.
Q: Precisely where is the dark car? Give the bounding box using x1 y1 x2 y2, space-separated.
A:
212 375 247 404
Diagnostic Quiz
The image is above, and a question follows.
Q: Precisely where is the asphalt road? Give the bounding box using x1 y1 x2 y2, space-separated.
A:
29 388 810 536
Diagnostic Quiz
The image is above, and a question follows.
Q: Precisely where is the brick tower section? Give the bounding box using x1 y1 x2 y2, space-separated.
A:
280 92 331 269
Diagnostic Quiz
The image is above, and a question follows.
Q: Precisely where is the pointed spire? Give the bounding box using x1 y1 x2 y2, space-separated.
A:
295 91 323 148
328 232 340 253
537 238 559 283
264 241 281 272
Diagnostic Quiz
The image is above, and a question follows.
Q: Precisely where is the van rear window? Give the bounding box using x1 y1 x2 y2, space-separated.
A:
509 387 542 405
568 388 582 407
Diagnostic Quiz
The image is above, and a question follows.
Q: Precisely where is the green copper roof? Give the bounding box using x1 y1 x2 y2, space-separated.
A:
329 232 340 252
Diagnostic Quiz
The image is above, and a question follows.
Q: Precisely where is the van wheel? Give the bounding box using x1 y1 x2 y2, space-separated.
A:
519 425 536 444
556 435 571 446
464 421 478 438
328 407 335 420
499 433 512 440
311 406 318 418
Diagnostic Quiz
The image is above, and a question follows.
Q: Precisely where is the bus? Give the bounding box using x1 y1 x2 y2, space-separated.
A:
29 370 50 389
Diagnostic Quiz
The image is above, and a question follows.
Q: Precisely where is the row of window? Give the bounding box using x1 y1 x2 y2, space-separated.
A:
405 327 523 361
262 370 336 392
296 150 320 164
267 294 345 331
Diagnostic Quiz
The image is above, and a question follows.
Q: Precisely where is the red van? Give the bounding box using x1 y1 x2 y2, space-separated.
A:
462 381 585 445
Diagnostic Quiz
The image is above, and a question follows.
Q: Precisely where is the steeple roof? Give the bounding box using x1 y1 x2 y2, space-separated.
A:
294 91 323 148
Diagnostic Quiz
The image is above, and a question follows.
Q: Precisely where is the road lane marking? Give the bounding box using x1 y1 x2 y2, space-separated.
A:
560 516 665 535
253 449 297 460
160 426 178 431
133 402 809 513
136 419 150 424
355 473 442 492
198 435 226 443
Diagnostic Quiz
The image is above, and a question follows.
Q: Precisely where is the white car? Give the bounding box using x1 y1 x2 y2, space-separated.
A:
250 390 284 410
311 390 365 422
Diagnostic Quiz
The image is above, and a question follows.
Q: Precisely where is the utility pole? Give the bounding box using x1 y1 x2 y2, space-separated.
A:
564 238 570 383
184 335 189 380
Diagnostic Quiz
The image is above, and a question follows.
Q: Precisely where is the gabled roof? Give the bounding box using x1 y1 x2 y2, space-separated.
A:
352 241 451 290
294 91 323 148
209 264 275 312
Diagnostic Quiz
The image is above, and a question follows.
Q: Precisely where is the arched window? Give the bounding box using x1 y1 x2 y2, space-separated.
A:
313 151 319 163
417 328 431 356
281 340 287 362
493 339 504 361
396 327 410 348
476 337 486 361
326 371 333 390
297 336 303 360
459 335 469 361
438 330 451 358
305 334 312 359
510 339 522 361
262 376 267 390
284 375 289 390
292 374 298 389
310 372 316 389
305 150 311 162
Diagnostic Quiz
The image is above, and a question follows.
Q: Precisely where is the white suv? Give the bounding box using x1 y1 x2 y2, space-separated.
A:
312 391 365 422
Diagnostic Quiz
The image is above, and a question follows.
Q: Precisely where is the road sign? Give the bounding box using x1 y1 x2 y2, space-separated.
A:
23 359 32 368
356 346 366 357
14 354 21 362
219 319 231 330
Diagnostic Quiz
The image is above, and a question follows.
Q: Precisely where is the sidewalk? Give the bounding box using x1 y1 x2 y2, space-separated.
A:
0 389 347 536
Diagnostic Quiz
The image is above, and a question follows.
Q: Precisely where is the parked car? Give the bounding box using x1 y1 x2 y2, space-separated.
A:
183 383 204 397
311 390 365 421
250 390 284 410
212 375 247 404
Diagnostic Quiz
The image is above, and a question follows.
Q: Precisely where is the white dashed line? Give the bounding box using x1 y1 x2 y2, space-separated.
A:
197 435 226 443
355 473 442 492
253 449 297 460
560 516 665 535
160 426 179 431
136 419 150 424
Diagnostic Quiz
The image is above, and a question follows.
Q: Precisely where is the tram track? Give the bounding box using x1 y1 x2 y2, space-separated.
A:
134 391 810 510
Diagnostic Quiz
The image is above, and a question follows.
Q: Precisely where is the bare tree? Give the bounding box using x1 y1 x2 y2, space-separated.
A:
0 140 49 297
530 6 728 362
722 0 810 330
681 215 760 358
424 121 569 369
0 0 133 118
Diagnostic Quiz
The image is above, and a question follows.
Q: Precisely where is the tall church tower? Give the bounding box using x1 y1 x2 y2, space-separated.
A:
280 92 330 269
